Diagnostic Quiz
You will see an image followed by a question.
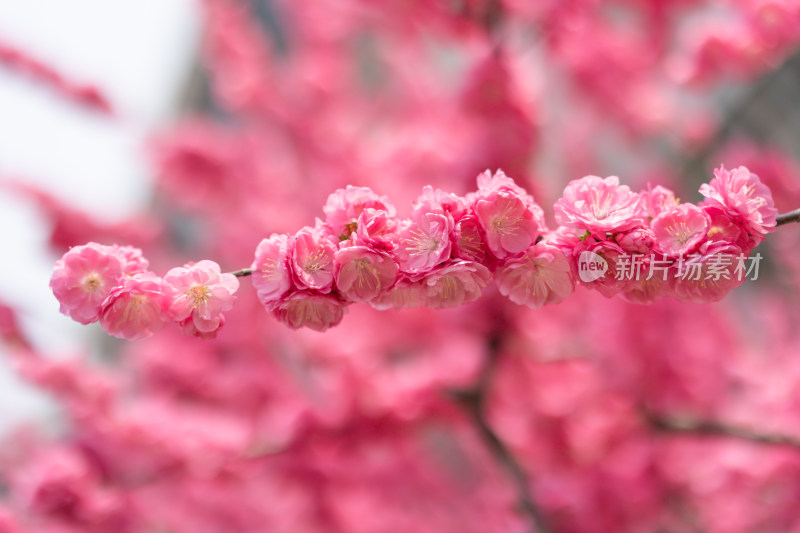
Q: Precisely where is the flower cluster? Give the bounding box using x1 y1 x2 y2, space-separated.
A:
252 171 575 331
552 166 777 303
51 166 777 335
50 244 238 340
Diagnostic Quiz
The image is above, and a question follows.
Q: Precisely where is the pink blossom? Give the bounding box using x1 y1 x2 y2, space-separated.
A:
334 246 398 302
496 243 574 308
453 215 492 266
574 239 629 298
251 234 293 307
50 243 124 324
422 261 492 309
290 227 337 292
109 244 150 275
554 175 642 234
394 212 453 274
617 227 657 254
476 169 533 201
273 293 346 331
99 273 170 340
354 208 398 252
369 278 427 311
474 189 541 259
704 206 745 246
670 243 745 303
164 260 239 335
638 184 679 219
13 448 126 525
652 204 710 257
412 185 467 220
621 268 670 305
699 165 777 236
323 185 396 237
179 314 225 339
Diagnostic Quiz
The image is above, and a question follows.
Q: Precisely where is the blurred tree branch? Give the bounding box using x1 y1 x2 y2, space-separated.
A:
644 410 800 449
680 48 800 181
451 332 554 533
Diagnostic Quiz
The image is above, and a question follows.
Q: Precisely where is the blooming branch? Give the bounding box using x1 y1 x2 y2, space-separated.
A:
50 165 784 338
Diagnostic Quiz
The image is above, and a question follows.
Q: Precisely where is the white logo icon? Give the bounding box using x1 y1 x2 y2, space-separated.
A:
578 251 608 282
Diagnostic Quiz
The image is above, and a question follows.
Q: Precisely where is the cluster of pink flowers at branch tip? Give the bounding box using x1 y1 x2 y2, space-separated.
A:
551 165 777 304
50 166 777 336
50 245 239 340
252 165 777 331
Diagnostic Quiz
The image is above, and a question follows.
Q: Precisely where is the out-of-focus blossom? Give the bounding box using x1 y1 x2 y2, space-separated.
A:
109 244 150 276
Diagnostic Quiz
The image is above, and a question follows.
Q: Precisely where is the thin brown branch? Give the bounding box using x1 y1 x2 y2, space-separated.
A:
644 411 800 449
230 268 253 278
451 334 553 533
777 208 800 227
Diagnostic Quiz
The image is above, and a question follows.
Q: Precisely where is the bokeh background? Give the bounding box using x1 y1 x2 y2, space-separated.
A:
2 1 800 532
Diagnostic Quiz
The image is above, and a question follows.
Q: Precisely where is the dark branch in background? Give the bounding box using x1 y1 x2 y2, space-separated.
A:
231 268 253 278
680 48 800 181
777 208 800 227
450 334 553 533
643 410 800 449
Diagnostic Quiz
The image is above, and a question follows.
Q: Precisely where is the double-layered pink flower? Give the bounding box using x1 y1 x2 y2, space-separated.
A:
273 293 345 331
670 242 745 303
290 227 337 292
99 274 170 340
394 212 453 273
323 185 395 237
554 175 642 234
699 165 777 237
50 243 125 324
473 171 544 259
164 260 239 337
638 184 679 219
651 204 710 257
334 246 399 302
453 215 492 266
422 261 492 309
251 234 293 307
496 243 574 308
